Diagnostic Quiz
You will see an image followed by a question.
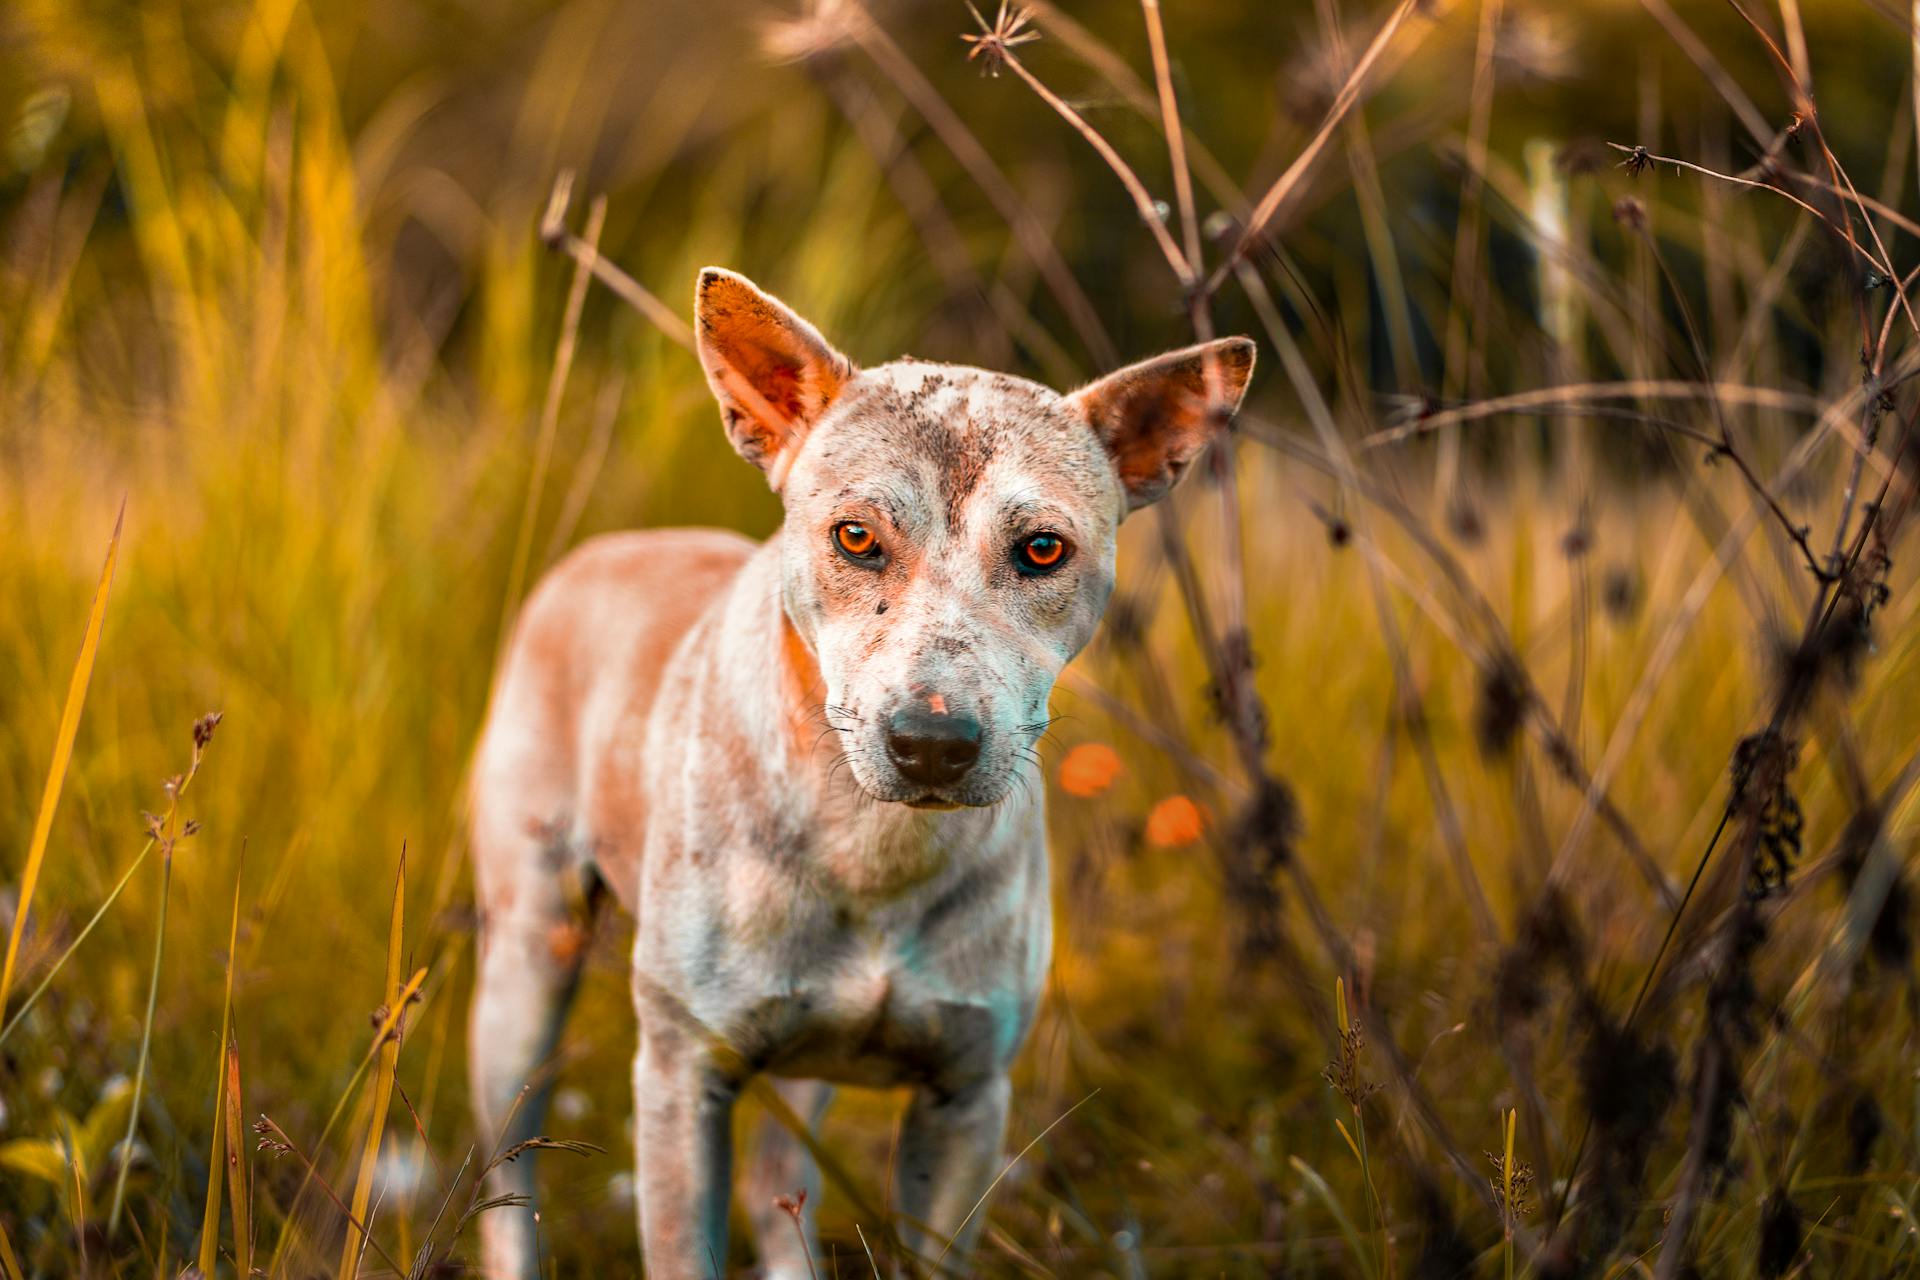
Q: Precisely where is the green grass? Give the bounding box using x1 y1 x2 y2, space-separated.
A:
4 0 1920 1275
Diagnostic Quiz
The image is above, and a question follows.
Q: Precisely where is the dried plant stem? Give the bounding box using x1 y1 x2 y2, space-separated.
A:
1636 0 1771 144
537 175 692 351
1246 403 1681 910
1024 1 1245 214
1359 380 1823 448
1139 0 1200 270
1207 0 1427 295
1243 264 1498 936
1630 220 1830 584
1607 143 1898 282
846 2 1118 367
1440 0 1501 407
989 40 1193 287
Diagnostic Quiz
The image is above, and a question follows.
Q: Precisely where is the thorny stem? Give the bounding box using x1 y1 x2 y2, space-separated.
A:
1606 142 1913 337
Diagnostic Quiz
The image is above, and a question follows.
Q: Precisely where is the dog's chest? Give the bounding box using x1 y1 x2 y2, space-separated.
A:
721 911 1037 1092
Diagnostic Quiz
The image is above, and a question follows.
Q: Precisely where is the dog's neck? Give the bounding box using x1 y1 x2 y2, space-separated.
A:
719 536 1034 901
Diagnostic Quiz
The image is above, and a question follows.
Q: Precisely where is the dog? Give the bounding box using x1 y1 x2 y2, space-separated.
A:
467 266 1254 1277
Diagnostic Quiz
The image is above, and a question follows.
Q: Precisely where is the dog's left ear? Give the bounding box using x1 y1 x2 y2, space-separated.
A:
695 267 856 490
1067 337 1256 513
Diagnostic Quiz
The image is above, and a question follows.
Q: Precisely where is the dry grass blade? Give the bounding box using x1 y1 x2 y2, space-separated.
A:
0 840 156 1051
339 850 408 1279
224 1035 252 1277
198 846 247 1276
0 1221 22 1280
0 500 123 1015
499 193 607 658
263 963 428 1276
928 1089 1099 1274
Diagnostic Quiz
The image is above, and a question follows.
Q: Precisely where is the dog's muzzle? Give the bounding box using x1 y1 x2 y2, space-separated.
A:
885 706 982 790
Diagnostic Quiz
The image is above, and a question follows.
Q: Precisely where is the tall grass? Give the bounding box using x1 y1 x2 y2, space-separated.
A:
3 0 1919 1275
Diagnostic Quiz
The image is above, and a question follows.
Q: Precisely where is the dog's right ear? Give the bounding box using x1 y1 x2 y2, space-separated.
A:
1067 337 1256 514
695 267 855 490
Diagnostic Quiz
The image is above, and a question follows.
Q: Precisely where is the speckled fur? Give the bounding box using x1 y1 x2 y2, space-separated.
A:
467 269 1253 1278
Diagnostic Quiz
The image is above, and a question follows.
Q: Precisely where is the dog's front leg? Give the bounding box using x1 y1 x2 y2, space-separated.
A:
633 1028 738 1278
892 1074 1011 1270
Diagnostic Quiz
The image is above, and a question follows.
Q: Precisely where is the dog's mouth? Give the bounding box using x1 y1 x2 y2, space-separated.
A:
903 795 965 811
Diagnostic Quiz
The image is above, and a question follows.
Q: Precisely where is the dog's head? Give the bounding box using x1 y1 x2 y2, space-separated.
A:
694 267 1254 809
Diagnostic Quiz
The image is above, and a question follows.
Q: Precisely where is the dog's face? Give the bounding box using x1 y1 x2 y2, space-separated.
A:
694 268 1254 808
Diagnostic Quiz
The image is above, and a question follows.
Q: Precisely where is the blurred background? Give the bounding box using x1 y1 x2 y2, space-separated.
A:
2 0 1918 1275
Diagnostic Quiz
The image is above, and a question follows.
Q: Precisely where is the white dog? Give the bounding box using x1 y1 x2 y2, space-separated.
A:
467 267 1253 1277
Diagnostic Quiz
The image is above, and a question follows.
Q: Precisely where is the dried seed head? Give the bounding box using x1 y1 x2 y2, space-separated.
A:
192 711 223 751
1474 655 1529 758
961 2 1039 77
1729 731 1802 900
1602 565 1640 620
1617 145 1654 177
1323 980 1379 1109
1231 774 1299 873
1612 195 1647 228
1485 1147 1535 1219
1494 889 1585 1026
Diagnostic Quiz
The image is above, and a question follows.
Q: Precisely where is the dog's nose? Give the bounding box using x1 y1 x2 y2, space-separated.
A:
886 708 982 787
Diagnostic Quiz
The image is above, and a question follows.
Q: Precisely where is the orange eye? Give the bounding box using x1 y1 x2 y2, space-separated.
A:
835 522 880 559
1016 532 1068 575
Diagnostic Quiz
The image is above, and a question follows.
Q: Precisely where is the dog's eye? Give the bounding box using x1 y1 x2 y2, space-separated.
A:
1014 532 1069 576
834 521 882 561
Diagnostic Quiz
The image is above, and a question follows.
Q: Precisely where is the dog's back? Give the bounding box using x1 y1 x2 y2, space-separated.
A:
472 526 754 903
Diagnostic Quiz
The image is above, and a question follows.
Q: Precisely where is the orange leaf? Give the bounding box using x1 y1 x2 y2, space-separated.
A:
1145 795 1206 847
1058 743 1124 798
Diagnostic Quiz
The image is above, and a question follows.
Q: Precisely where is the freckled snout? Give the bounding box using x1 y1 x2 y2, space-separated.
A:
885 707 982 788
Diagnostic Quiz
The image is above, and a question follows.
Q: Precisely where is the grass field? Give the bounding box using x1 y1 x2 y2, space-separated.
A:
3 0 1919 1275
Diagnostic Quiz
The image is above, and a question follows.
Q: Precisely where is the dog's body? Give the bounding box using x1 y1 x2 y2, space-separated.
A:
468 269 1252 1277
